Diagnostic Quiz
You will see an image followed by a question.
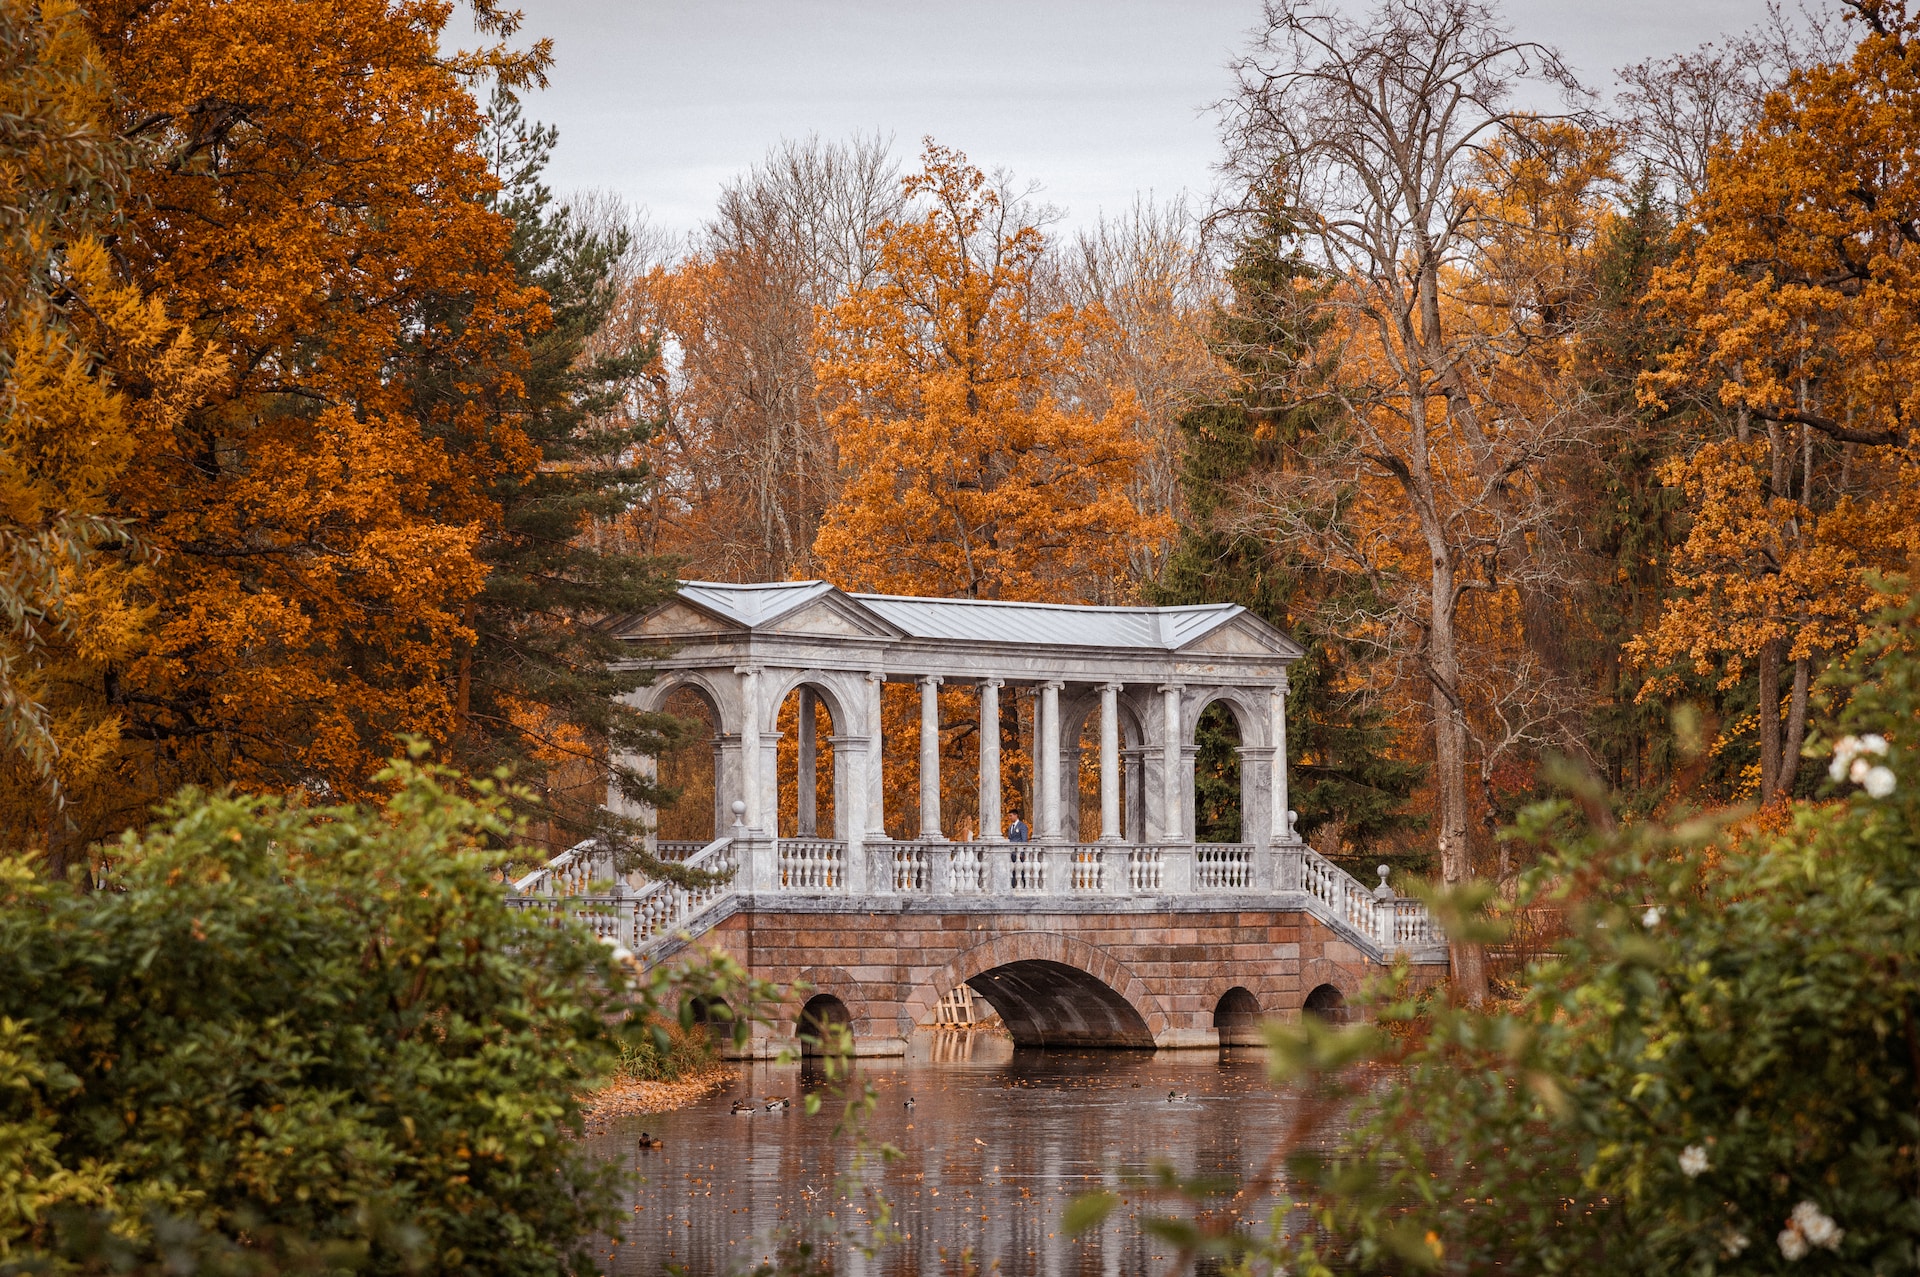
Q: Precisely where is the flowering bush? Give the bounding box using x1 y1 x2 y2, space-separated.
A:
1098 592 1920 1273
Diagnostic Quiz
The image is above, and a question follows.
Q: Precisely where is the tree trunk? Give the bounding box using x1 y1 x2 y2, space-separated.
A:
1429 569 1487 1005
1779 655 1811 801
1757 637 1782 802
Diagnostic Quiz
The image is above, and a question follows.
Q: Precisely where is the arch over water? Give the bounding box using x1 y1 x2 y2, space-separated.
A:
906 932 1166 1049
1303 983 1347 1023
1213 986 1262 1046
965 961 1155 1049
798 993 851 1055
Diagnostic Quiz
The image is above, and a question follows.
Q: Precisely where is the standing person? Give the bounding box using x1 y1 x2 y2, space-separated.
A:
1008 813 1029 843
956 816 975 842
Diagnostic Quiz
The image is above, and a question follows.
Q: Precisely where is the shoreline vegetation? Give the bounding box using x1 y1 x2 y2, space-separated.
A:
581 1063 736 1129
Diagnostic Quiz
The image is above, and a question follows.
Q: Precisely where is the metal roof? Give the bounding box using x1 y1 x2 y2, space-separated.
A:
676 580 838 629
674 580 1281 654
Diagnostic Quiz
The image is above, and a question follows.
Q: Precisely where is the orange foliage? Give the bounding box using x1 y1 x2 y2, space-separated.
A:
1636 2 1920 796
78 0 550 819
812 142 1169 603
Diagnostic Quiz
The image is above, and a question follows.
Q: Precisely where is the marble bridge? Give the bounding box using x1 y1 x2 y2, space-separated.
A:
511 581 1446 1053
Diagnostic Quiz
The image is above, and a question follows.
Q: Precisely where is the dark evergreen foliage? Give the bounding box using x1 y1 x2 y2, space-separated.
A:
1152 188 1425 862
425 90 689 866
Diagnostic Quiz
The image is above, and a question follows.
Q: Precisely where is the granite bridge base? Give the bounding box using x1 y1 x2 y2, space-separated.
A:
678 895 1446 1055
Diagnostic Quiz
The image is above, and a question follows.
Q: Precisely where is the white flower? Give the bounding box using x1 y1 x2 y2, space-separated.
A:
1678 1144 1710 1178
1779 1227 1809 1261
1642 906 1662 929
1721 1230 1749 1258
1831 735 1865 781
1850 757 1874 784
1832 733 1889 781
1863 765 1897 799
1791 1201 1844 1251
609 945 634 962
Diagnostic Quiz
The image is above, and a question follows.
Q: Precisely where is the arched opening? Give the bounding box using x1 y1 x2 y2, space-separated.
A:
1194 700 1244 843
1213 986 1262 1046
686 994 731 1029
775 684 835 839
797 994 852 1055
655 685 721 847
964 960 1155 1049
1303 983 1348 1024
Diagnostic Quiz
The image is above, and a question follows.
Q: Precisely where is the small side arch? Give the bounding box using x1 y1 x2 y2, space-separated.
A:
782 964 869 1042
634 670 735 733
1213 986 1263 1046
755 667 862 740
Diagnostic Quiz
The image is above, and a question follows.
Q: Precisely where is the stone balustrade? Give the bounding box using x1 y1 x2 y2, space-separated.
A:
506 831 1443 966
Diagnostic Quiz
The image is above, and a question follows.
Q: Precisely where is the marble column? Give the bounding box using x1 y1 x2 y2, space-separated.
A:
1159 683 1185 843
796 686 818 837
831 733 868 892
1099 682 1123 842
919 675 944 840
1122 747 1146 843
736 665 764 834
978 678 1004 841
711 735 727 838
1270 680 1292 843
865 671 889 840
1037 680 1065 843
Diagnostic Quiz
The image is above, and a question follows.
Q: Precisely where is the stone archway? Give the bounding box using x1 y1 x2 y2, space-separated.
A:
904 932 1168 1048
798 993 851 1054
1213 986 1263 1046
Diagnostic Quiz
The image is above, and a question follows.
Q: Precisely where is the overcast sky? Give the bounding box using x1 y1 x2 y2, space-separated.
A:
465 0 1783 238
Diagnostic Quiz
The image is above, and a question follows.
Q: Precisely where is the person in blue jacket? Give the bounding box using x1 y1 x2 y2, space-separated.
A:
1007 813 1029 842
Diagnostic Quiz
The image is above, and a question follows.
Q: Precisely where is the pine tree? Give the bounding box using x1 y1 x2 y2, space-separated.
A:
427 90 686 867
1151 189 1424 862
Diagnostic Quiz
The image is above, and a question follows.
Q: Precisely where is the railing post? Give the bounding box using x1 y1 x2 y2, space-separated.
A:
928 843 950 899
1277 843 1303 893
731 801 775 894
986 842 1012 896
870 842 895 896
1163 844 1194 894
1046 845 1072 894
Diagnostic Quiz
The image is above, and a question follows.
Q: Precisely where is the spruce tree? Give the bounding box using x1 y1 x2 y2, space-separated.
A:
417 89 687 868
1152 189 1424 862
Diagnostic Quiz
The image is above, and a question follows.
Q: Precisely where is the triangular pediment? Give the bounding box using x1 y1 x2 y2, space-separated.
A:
626 598 743 640
1177 612 1305 659
766 595 898 639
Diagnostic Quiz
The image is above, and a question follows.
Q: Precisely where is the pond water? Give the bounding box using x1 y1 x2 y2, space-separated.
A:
588 1035 1303 1276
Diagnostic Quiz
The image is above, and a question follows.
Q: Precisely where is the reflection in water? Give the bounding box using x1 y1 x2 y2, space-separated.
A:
591 1033 1294 1276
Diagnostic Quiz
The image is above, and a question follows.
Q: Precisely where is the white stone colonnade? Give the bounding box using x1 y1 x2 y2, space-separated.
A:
611 582 1308 885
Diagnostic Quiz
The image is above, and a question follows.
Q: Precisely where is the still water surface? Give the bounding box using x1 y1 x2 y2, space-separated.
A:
591 1036 1300 1276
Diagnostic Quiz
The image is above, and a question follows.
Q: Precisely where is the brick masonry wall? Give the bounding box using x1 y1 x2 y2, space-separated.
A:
691 905 1443 1051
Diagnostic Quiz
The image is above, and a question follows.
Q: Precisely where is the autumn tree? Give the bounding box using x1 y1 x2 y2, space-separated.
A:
1635 0 1920 804
1221 0 1611 998
54 0 551 839
813 142 1167 601
1055 198 1220 582
0 0 220 854
628 136 900 580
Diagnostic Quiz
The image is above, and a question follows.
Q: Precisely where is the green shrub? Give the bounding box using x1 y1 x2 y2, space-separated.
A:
1100 592 1920 1274
615 1018 717 1084
0 758 670 1275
